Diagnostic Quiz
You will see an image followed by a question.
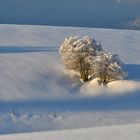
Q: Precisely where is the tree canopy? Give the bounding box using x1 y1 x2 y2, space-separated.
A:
59 36 127 85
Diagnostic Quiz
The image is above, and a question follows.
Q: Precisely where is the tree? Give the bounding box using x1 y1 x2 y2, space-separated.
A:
92 51 127 86
59 36 102 82
59 36 127 85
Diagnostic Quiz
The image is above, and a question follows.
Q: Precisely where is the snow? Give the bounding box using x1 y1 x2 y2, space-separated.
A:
1 123 140 140
0 25 140 101
81 79 140 96
0 24 140 138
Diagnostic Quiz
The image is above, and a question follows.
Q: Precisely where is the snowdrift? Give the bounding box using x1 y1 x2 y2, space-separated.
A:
81 78 140 96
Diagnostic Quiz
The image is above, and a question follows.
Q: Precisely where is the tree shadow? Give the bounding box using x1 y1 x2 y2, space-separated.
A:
0 46 58 53
123 64 140 81
0 91 140 113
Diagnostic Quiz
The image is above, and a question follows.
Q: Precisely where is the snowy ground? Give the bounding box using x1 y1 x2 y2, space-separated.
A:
0 24 140 139
1 123 140 140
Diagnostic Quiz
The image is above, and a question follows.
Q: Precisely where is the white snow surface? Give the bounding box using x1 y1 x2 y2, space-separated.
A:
0 24 140 138
1 123 140 140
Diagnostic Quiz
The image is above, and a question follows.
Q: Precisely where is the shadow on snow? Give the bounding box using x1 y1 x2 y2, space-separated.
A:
0 46 58 53
0 92 140 112
123 64 140 81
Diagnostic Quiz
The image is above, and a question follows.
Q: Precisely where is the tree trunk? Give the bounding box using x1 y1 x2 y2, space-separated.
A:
99 73 109 86
80 70 89 82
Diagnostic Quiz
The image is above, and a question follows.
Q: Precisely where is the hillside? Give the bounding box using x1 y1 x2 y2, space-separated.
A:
0 24 140 137
1 123 140 140
0 0 140 29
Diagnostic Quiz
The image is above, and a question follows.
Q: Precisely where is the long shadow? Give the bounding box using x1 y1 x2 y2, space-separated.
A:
0 46 58 53
123 64 140 81
0 91 140 113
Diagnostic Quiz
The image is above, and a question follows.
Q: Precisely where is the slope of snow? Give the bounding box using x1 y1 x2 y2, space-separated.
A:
0 24 140 101
1 123 140 140
0 24 140 135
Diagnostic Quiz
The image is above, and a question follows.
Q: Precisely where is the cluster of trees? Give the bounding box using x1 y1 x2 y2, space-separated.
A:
59 36 127 86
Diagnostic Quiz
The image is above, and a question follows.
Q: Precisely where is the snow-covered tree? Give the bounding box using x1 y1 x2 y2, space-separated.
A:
59 36 103 82
59 36 127 85
92 51 127 86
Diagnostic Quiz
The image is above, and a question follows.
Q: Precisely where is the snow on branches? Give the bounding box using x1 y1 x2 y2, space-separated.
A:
92 51 127 86
59 36 127 85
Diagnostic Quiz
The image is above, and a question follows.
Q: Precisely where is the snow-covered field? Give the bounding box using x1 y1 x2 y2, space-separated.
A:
1 123 140 140
0 24 140 139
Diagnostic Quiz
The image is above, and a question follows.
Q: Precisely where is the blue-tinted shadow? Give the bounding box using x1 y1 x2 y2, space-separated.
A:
0 46 58 53
123 64 140 81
